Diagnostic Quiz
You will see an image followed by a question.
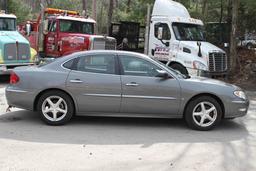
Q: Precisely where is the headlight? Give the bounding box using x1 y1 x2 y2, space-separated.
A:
234 90 247 100
193 61 208 71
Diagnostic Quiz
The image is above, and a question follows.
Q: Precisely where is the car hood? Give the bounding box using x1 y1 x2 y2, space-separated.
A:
184 76 240 90
0 31 29 44
180 41 225 53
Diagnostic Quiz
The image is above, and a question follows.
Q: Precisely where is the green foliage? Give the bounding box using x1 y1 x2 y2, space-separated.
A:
239 0 256 33
114 0 149 25
49 0 81 12
7 0 32 24
5 0 256 35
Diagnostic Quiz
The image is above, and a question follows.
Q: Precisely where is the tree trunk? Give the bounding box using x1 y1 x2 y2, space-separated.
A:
46 0 54 6
0 0 7 12
219 0 223 23
107 0 114 35
202 0 208 21
92 0 97 20
82 0 87 16
230 0 239 73
127 0 131 12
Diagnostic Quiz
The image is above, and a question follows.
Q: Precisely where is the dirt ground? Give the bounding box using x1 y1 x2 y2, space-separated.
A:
227 48 256 90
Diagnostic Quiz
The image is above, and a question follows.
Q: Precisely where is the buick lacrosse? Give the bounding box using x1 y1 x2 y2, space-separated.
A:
6 50 249 130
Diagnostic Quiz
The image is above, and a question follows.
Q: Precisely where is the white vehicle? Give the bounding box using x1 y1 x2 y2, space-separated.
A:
148 0 227 77
238 33 256 49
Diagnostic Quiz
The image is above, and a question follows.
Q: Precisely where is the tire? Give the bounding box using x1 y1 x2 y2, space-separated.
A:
170 63 188 76
246 43 253 49
184 96 222 131
37 90 74 125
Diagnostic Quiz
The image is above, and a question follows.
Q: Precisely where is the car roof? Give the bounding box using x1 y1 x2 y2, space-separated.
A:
57 50 151 63
76 50 149 58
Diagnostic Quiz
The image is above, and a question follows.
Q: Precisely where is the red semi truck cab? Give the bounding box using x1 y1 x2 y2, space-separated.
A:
19 8 116 58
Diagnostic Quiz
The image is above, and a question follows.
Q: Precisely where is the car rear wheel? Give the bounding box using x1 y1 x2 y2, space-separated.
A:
37 91 74 125
184 96 222 131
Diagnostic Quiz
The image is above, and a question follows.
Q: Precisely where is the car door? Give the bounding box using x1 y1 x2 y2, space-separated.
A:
119 55 181 115
149 19 178 61
44 19 59 57
65 54 122 113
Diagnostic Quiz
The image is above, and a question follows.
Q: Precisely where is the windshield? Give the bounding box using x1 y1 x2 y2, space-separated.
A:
172 22 205 41
0 18 16 31
60 19 94 34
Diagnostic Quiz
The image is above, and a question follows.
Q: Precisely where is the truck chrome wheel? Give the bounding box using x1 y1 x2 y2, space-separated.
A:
192 102 217 127
42 96 68 122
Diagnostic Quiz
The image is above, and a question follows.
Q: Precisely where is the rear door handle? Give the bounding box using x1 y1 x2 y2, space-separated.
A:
125 82 139 86
69 79 83 83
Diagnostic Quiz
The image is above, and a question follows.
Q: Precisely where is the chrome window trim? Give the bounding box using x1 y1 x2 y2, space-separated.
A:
123 95 176 100
6 89 28 93
231 100 247 104
83 93 121 98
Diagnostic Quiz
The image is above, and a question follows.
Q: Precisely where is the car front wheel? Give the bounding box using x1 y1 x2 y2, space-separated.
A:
37 90 74 125
185 96 222 131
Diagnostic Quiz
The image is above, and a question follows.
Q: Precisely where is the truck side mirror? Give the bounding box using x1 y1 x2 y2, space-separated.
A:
157 27 163 40
43 20 49 34
25 24 31 36
224 43 229 48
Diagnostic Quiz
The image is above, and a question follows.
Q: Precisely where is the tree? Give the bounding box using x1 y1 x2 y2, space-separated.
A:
230 0 240 72
107 0 114 35
202 0 208 21
7 0 32 23
82 0 87 15
127 0 131 12
0 0 7 12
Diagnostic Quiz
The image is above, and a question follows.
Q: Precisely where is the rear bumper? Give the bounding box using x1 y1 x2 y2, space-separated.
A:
5 86 35 111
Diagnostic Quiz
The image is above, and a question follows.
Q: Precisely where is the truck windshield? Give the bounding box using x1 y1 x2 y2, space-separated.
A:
60 20 94 34
172 23 205 41
0 18 16 31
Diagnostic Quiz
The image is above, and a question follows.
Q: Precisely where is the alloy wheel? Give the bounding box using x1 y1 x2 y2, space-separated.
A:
42 96 68 122
192 101 217 127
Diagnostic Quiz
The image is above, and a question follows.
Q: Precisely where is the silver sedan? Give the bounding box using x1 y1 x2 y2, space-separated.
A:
6 50 249 130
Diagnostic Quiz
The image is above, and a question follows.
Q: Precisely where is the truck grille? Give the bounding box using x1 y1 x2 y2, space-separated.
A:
92 37 116 50
4 44 17 60
4 43 31 61
209 52 227 72
18 44 30 60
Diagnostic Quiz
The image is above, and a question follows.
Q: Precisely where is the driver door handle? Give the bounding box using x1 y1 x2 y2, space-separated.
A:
69 79 83 83
125 82 139 87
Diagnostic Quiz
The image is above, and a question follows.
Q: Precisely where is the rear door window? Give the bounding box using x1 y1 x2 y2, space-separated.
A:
74 55 116 74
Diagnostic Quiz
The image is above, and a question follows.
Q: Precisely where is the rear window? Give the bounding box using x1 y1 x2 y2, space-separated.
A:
63 59 75 69
74 55 116 74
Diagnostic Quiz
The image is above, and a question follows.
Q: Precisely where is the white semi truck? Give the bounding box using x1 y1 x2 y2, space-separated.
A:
147 0 227 77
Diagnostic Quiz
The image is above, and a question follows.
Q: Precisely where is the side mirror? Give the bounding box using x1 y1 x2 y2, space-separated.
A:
224 43 229 48
157 27 163 40
25 23 31 36
43 19 49 35
156 70 171 79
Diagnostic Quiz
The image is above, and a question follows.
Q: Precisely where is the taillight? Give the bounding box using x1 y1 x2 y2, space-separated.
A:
10 72 19 84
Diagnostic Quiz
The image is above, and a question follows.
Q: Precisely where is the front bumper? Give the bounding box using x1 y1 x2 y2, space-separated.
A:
225 99 250 118
200 70 228 78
